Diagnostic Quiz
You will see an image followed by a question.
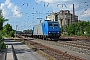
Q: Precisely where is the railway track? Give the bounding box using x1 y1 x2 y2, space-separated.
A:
18 40 85 60
64 41 90 50
25 40 84 60
35 39 90 55
17 35 90 60
61 36 90 41
57 41 90 55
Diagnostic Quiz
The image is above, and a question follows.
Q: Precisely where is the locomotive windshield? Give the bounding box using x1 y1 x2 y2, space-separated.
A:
54 24 59 26
48 22 59 27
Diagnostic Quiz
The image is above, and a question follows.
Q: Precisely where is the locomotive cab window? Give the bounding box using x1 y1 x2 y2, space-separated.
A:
48 23 53 27
48 22 59 27
54 24 58 27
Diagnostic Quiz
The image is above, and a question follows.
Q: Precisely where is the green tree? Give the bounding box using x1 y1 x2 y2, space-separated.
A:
2 23 14 37
66 21 90 36
0 10 8 30
61 26 63 33
66 23 77 35
0 35 6 49
84 21 90 36
0 10 7 50
9 31 14 37
23 29 32 34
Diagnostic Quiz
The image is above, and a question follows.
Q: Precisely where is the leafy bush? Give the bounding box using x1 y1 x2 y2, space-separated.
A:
2 23 14 37
62 21 90 37
9 31 15 37
0 35 3 42
1 42 6 49
0 36 6 49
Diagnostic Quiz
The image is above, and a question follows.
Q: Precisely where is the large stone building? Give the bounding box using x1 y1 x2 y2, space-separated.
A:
58 10 78 27
46 10 78 27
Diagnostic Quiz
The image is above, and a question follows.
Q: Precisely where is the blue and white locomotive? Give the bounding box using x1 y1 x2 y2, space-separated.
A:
32 20 60 40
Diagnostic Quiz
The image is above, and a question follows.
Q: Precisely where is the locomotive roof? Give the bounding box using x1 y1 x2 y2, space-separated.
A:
44 20 58 23
34 20 58 27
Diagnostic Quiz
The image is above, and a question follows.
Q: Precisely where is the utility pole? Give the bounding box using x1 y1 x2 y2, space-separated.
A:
15 25 18 40
37 18 42 23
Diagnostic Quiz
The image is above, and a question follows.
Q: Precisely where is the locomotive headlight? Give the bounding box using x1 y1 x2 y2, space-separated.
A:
49 32 51 33
57 32 59 33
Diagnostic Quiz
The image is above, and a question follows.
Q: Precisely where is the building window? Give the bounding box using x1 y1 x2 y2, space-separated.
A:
55 15 58 21
68 19 70 26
